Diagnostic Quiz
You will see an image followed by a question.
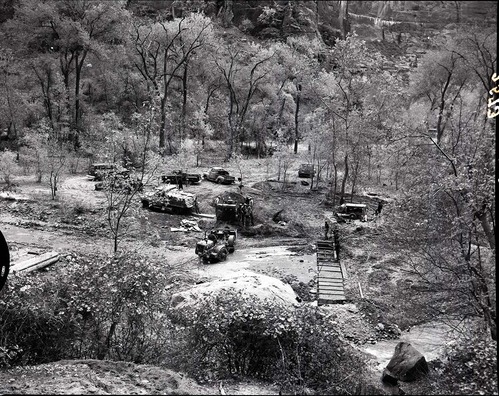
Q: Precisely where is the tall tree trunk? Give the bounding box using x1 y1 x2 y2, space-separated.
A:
476 211 495 250
294 83 301 154
74 50 87 149
350 159 360 202
395 150 400 190
453 1 461 23
339 0 350 39
310 153 316 191
332 163 338 206
181 59 189 143
340 153 349 198
3 69 18 157
159 96 167 150
367 145 372 180
75 53 82 130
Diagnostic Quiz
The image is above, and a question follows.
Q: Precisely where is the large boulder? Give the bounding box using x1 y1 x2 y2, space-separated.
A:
382 342 429 383
170 270 299 313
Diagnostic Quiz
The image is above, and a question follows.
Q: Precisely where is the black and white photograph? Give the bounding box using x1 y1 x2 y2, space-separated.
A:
0 1 496 394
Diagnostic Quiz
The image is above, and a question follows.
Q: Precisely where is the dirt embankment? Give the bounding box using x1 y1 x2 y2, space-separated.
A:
0 359 279 395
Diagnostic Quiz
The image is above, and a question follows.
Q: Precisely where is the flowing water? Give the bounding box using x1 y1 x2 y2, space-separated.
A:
362 321 460 371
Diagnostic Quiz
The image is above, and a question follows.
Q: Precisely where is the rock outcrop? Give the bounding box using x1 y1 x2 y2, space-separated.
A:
170 270 300 312
127 0 497 46
381 342 429 384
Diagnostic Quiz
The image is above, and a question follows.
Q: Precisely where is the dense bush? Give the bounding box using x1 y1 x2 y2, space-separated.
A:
437 336 498 395
0 149 20 188
168 289 378 394
0 250 173 366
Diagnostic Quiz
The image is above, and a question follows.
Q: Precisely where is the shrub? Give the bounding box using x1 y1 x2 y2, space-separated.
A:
0 149 20 187
0 250 173 366
168 290 376 394
437 336 498 395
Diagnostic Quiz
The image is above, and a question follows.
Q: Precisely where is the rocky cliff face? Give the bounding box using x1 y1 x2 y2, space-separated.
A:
128 0 496 47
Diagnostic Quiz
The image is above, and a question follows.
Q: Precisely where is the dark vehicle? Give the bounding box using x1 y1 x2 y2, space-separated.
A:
140 185 198 214
195 228 237 263
335 203 368 222
214 191 254 226
298 164 315 178
203 167 236 184
88 163 129 182
162 170 202 185
95 171 143 193
88 163 115 176
88 163 117 180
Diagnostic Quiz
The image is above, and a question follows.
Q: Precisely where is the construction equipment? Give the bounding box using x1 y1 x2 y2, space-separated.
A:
140 185 199 214
214 191 254 226
195 228 237 264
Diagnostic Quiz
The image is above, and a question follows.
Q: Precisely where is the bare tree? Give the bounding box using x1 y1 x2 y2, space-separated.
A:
132 14 212 152
102 106 160 253
213 44 274 160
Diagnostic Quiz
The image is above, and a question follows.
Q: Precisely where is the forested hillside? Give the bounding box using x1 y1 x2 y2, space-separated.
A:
0 1 496 395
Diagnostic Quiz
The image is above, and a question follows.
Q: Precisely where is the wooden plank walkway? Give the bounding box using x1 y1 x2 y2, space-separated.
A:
316 240 346 305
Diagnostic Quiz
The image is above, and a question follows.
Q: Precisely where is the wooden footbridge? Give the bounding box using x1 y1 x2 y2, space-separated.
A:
316 236 347 305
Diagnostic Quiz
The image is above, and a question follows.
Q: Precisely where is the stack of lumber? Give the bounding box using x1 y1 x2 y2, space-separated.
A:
11 251 60 274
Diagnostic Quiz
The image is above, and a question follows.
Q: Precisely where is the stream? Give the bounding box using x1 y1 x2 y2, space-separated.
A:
362 321 459 371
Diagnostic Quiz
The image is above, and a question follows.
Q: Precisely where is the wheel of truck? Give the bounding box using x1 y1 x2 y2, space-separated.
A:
217 178 223 184
218 248 228 262
142 200 148 208
227 236 236 253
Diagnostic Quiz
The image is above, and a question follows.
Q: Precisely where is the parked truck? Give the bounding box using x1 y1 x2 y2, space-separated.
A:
335 203 368 222
161 170 202 185
140 185 199 214
88 163 127 181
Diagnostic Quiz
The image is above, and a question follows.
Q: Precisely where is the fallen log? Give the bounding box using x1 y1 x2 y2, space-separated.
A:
21 256 59 274
192 213 216 219
11 251 60 274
